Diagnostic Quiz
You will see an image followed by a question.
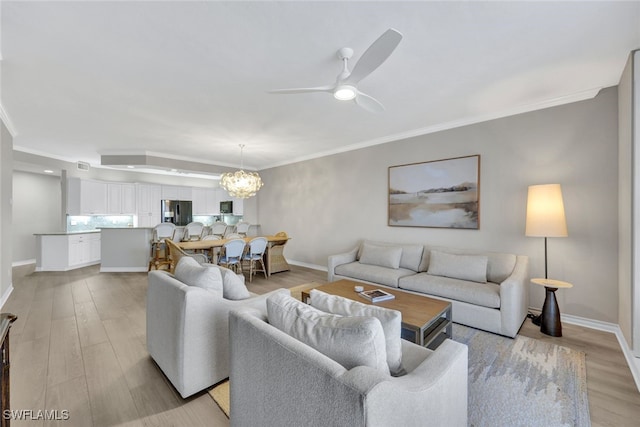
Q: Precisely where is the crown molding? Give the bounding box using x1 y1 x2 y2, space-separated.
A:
0 103 17 137
260 86 603 170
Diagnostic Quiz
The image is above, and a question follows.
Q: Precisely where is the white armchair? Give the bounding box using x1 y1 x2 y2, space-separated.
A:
229 308 468 426
146 269 288 398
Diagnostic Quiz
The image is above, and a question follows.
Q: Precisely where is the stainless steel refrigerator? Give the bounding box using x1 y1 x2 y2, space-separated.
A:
161 200 193 226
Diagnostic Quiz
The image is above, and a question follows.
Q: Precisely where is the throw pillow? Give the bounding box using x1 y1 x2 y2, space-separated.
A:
267 292 389 374
359 243 402 269
427 250 488 283
309 289 403 375
219 266 251 300
174 257 223 294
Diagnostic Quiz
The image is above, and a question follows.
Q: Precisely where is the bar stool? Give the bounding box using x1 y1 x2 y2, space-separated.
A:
148 223 176 271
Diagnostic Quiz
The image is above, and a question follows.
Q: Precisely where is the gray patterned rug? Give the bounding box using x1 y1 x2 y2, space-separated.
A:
453 324 590 427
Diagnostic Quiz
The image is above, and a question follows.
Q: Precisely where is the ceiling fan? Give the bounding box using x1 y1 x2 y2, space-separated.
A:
268 28 403 113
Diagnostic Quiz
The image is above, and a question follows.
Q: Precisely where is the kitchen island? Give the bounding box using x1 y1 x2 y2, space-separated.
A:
99 227 153 272
34 230 101 271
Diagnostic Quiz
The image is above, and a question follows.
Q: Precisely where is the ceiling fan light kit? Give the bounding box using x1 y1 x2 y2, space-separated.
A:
334 85 357 101
268 28 403 113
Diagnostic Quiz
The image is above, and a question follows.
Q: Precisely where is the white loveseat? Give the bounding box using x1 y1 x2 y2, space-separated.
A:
328 240 529 337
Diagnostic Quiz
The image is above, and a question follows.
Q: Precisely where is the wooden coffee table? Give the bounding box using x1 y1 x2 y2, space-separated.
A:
301 279 452 349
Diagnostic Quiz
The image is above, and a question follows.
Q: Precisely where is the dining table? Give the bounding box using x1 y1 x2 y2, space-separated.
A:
176 234 291 276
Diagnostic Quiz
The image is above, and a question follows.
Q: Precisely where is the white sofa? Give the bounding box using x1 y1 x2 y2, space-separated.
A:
328 240 529 337
229 304 468 427
146 263 288 398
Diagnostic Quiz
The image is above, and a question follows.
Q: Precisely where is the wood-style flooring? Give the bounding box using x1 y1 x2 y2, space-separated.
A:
4 264 640 426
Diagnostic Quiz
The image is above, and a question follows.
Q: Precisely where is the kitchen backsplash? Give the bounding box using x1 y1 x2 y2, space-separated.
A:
66 214 243 231
67 215 134 232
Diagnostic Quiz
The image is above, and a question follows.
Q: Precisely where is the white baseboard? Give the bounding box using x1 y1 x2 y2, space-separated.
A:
288 260 327 272
12 259 35 267
99 267 148 273
561 314 640 393
0 285 13 309
529 307 640 393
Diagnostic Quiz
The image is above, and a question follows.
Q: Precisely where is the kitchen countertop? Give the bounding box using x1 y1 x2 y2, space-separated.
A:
34 230 102 236
96 227 154 230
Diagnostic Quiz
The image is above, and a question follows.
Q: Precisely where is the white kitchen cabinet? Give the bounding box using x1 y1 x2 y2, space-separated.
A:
68 235 84 266
137 184 162 227
122 184 136 213
35 232 101 271
232 197 244 215
193 187 218 215
161 185 179 200
178 186 192 200
68 233 101 267
107 183 136 214
192 188 205 214
81 180 108 215
89 233 101 261
107 184 122 214
161 185 192 201
68 178 108 215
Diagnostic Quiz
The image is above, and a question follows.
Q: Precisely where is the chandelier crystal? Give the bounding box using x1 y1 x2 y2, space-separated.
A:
220 145 264 199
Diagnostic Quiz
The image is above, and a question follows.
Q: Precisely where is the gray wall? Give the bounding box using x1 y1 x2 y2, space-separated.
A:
12 171 62 263
258 87 619 323
1 121 13 299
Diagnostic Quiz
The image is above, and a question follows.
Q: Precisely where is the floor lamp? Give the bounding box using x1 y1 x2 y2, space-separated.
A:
525 183 571 337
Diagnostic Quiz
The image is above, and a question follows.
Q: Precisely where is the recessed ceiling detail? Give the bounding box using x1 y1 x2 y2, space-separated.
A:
100 154 241 178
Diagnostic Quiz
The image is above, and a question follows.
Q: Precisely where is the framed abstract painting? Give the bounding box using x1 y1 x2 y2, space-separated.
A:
388 155 480 229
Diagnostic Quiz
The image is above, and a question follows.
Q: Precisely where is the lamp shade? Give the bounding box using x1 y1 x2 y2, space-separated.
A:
525 184 568 237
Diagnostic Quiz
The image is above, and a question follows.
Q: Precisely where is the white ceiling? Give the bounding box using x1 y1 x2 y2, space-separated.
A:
2 1 639 174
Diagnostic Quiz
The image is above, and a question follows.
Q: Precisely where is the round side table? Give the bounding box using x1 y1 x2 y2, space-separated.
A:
531 278 573 337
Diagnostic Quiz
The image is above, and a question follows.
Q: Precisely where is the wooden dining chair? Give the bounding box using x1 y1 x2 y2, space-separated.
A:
165 239 207 273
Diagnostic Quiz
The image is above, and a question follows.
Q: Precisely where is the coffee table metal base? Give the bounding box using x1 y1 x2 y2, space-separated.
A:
400 306 452 350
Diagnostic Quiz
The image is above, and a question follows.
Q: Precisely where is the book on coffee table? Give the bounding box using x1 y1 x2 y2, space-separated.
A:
359 289 395 303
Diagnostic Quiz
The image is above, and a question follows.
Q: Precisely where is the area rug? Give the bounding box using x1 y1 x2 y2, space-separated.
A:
453 323 590 427
209 380 230 418
209 293 589 426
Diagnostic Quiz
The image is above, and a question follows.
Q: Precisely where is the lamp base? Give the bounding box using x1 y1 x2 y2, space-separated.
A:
530 287 563 337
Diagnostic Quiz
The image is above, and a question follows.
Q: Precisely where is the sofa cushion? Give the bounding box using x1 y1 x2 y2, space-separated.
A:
359 243 402 269
267 293 389 374
399 273 500 308
219 267 251 300
174 257 223 294
359 240 424 272
427 250 488 283
335 262 416 288
309 290 402 375
421 246 517 283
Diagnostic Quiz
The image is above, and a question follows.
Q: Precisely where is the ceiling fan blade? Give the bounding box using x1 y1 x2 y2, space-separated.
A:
355 91 385 113
344 28 403 85
267 85 334 94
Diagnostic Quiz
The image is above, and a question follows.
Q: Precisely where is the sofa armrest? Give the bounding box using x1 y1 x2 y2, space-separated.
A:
327 246 359 282
339 339 468 427
498 255 530 337
219 288 289 311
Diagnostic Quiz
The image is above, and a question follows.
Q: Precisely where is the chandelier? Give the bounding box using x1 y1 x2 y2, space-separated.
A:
220 144 264 199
